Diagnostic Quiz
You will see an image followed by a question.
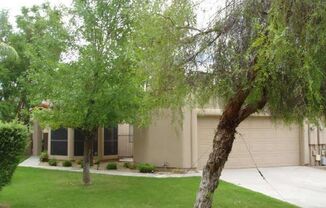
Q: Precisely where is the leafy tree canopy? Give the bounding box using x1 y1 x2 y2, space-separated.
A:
0 4 68 123
135 0 326 125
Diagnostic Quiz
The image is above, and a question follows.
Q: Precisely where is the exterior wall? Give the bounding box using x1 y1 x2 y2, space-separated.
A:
134 110 188 168
32 121 42 156
118 124 133 157
134 107 311 169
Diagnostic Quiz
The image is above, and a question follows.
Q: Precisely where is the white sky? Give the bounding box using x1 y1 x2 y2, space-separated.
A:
0 0 225 29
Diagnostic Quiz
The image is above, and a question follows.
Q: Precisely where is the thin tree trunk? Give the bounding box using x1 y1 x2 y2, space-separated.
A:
194 88 267 208
83 133 93 185
194 120 237 208
90 139 94 167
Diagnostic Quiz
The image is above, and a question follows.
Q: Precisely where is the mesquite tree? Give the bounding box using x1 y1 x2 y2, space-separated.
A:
132 0 326 207
30 0 154 185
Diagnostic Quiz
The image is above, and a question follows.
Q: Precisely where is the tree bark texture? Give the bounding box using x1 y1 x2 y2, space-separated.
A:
83 130 95 185
194 89 267 208
90 139 94 167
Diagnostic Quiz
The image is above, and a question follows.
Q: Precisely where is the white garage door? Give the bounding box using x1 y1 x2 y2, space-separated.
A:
197 116 300 169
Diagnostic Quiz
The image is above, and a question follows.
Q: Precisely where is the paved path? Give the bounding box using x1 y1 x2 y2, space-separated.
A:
221 166 326 208
19 156 201 178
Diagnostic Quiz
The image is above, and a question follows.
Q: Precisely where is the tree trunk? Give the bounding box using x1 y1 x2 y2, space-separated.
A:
90 139 94 167
194 120 237 208
83 131 94 185
194 88 267 208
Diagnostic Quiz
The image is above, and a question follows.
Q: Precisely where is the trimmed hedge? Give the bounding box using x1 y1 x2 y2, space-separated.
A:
0 121 28 190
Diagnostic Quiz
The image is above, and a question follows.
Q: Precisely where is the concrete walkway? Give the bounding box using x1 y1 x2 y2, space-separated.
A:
221 166 326 208
19 156 201 178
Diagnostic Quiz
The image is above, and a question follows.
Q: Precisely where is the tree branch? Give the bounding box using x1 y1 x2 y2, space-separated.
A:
238 87 268 122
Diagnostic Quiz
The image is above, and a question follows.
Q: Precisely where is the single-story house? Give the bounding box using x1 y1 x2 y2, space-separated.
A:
32 106 326 168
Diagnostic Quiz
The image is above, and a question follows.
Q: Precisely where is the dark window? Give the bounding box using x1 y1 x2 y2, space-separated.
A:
104 127 118 155
51 128 67 155
74 129 98 156
74 129 85 156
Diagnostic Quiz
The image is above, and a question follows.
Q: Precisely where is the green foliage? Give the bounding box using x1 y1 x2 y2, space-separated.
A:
0 121 28 190
138 0 326 126
62 160 72 167
0 42 18 62
137 163 155 173
0 5 68 123
255 0 326 123
129 0 195 112
106 162 117 170
123 162 136 169
31 0 157 131
39 152 49 162
48 159 57 166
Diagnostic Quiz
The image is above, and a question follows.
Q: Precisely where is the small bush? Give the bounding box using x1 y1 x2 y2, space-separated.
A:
0 121 28 190
39 152 49 162
48 159 57 166
62 160 72 167
124 162 136 169
106 162 117 170
137 163 155 173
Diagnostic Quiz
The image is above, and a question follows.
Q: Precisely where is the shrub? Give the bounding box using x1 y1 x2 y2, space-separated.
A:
123 162 136 169
48 159 57 166
78 160 83 168
0 121 28 190
39 152 49 162
137 163 155 173
62 160 72 167
106 162 117 170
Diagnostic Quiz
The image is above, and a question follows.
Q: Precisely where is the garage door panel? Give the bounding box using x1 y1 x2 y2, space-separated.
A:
197 116 300 169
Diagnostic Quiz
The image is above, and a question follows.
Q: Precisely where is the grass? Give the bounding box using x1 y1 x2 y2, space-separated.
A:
0 167 297 208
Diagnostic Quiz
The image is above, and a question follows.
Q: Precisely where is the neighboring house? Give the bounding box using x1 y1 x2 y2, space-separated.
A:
32 123 133 160
32 106 326 168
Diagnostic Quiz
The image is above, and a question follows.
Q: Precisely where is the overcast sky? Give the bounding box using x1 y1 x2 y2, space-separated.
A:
0 0 225 28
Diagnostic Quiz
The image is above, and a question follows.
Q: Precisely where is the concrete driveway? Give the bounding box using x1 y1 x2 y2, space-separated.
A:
221 166 326 208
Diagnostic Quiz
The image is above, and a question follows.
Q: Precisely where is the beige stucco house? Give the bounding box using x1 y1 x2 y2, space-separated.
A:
32 106 326 169
133 108 326 169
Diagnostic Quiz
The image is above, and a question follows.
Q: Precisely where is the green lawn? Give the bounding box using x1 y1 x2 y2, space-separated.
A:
0 167 297 208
